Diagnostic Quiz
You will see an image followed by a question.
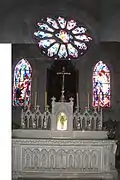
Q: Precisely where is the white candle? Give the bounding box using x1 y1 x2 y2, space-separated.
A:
28 93 31 110
35 92 37 108
21 109 24 127
45 92 47 106
88 93 90 109
76 93 79 107
98 92 100 111
28 103 30 110
101 107 103 129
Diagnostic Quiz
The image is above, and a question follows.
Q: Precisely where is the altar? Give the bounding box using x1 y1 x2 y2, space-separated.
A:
12 67 118 180
12 97 118 180
12 138 117 179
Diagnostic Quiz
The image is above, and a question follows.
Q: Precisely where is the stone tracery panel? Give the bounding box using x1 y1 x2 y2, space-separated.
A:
56 149 67 169
22 146 102 172
74 150 82 169
41 149 48 168
23 148 32 170
32 149 40 169
49 149 56 169
12 139 117 179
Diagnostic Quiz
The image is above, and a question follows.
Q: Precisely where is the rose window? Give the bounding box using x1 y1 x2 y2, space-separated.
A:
34 16 93 60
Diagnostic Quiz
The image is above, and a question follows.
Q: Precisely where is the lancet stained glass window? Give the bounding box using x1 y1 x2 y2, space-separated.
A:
34 16 92 60
13 59 32 106
92 61 110 107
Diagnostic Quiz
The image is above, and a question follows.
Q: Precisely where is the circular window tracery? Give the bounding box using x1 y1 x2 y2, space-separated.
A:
34 16 93 60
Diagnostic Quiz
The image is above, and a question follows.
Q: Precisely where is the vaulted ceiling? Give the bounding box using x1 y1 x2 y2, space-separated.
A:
0 0 120 42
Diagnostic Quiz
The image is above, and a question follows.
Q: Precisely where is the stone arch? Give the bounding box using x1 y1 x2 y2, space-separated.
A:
90 150 98 169
67 150 74 169
23 148 32 169
56 149 67 169
40 149 48 168
32 148 40 168
49 149 56 169
74 150 82 169
82 151 89 169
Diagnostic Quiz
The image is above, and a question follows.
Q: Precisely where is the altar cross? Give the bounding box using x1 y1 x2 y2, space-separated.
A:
57 66 71 101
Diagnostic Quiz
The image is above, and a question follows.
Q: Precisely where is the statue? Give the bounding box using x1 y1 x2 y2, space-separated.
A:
57 112 68 131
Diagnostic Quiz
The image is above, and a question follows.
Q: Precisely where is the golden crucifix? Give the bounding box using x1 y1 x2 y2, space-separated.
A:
57 66 71 101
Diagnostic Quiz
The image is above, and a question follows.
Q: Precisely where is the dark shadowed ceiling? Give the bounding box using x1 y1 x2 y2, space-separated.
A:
0 0 120 42
0 0 120 20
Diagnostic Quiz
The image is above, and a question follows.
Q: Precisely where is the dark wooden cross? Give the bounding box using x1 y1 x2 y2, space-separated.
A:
57 66 71 101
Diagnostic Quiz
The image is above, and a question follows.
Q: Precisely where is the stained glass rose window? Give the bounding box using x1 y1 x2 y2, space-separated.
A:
34 16 92 60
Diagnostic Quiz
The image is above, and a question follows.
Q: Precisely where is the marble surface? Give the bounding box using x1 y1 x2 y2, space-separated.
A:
12 138 117 180
12 129 108 139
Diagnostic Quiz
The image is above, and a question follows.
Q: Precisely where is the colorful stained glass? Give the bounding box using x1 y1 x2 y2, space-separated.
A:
75 34 92 42
39 39 55 48
55 30 72 43
47 43 59 57
47 17 59 29
67 43 78 58
93 61 110 108
57 16 66 29
72 27 86 34
13 59 32 106
34 16 92 59
37 22 54 32
66 20 76 30
74 41 87 50
34 31 53 39
58 44 67 58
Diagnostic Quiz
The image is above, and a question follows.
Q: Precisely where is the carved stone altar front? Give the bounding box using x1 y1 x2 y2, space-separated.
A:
12 139 117 179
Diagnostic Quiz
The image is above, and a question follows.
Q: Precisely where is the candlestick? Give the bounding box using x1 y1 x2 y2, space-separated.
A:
34 92 37 108
76 92 79 107
28 92 32 109
24 90 27 107
88 93 90 109
98 92 100 111
101 107 103 129
21 109 24 127
28 93 31 110
98 104 100 112
45 91 47 106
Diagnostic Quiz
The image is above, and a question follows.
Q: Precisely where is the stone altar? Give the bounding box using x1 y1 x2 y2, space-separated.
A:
12 139 117 179
12 97 118 179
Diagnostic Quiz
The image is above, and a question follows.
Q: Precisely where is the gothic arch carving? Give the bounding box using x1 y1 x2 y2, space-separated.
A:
74 150 82 169
49 149 56 169
82 151 89 169
56 149 67 169
23 148 32 169
40 149 48 168
90 150 98 169
32 149 40 168
67 150 74 169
